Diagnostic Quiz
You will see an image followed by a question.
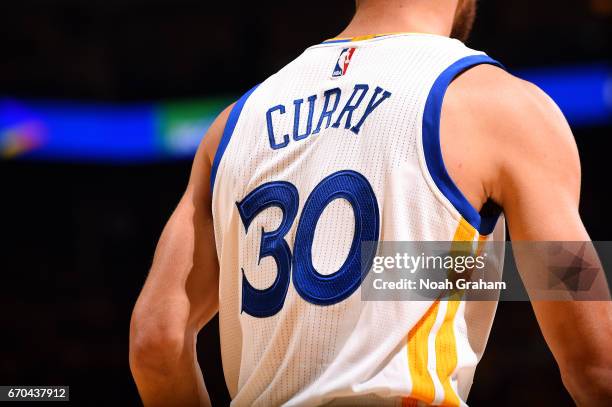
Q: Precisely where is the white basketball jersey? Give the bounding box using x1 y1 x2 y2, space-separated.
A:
211 33 506 406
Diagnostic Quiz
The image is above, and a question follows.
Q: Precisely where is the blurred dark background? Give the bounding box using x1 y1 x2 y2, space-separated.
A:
1 0 611 405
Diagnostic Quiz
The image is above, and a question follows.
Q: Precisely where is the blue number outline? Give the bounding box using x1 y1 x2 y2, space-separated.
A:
292 170 380 305
236 181 299 317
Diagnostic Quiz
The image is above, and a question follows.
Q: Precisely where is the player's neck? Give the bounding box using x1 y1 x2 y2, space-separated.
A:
336 1 454 39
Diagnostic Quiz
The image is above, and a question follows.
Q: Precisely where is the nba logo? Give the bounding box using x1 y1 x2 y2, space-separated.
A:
332 47 356 78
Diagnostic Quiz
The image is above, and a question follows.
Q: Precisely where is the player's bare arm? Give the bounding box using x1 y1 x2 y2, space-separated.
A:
129 105 231 407
442 65 612 405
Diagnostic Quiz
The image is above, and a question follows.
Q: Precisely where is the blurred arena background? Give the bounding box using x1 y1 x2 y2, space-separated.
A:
1 0 611 405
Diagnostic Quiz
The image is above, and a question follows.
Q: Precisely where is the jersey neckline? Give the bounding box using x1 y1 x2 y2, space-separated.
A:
321 32 449 44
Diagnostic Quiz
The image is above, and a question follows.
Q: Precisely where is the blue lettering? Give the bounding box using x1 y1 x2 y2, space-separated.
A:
265 85 392 149
266 104 289 150
293 95 317 141
350 87 392 135
332 84 369 130
313 88 341 134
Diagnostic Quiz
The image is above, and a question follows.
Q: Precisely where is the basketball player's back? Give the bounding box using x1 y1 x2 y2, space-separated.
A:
211 33 505 406
131 2 612 406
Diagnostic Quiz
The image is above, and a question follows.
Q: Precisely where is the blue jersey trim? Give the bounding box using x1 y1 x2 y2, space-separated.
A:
210 84 260 193
323 39 352 44
422 55 505 235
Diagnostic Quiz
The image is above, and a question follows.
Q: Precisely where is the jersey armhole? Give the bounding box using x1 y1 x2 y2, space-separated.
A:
420 54 505 236
210 83 260 193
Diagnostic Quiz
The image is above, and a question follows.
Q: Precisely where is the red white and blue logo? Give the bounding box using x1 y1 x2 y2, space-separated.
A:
332 47 356 78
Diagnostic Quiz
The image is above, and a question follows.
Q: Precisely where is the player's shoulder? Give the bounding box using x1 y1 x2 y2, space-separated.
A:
440 61 580 205
446 63 571 143
202 103 235 166
444 62 576 161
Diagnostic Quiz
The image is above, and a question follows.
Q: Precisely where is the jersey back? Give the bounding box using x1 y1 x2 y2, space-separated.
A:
211 33 506 407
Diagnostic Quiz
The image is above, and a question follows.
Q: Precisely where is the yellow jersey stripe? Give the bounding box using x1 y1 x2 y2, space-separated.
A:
407 299 439 404
435 297 462 406
404 218 478 406
436 218 477 406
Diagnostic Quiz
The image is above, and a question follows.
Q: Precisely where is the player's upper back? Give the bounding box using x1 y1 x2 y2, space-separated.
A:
211 33 503 250
210 33 505 406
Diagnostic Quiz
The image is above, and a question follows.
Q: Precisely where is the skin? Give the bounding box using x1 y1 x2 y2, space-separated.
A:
129 105 231 407
130 0 612 405
442 64 612 404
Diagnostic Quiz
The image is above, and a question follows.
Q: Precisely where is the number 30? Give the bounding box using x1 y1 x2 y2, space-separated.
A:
236 170 380 317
